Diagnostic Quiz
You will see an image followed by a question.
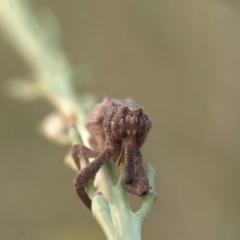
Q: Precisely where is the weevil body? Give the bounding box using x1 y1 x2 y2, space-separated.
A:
71 97 152 209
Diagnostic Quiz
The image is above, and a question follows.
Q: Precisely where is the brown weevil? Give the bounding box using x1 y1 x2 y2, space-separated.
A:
71 97 152 209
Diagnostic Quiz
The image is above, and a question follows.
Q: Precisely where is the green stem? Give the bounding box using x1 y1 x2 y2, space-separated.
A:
70 126 157 240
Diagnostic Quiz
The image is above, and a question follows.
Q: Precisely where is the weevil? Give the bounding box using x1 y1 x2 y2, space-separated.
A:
71 97 152 209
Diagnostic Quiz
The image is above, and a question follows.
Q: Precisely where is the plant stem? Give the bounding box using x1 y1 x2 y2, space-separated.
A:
0 1 157 239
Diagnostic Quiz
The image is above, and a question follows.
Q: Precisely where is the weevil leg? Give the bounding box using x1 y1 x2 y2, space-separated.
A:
71 144 100 170
121 151 150 196
73 149 110 210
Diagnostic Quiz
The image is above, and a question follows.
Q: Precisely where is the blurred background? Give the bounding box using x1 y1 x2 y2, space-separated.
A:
1 0 240 239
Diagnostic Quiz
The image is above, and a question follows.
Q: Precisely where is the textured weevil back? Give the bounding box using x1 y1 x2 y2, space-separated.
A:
86 97 152 153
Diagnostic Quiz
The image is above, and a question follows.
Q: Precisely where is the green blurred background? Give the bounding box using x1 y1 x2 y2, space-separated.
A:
1 0 240 239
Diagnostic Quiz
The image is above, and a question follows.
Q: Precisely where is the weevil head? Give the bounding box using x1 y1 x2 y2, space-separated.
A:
109 104 152 184
111 105 152 149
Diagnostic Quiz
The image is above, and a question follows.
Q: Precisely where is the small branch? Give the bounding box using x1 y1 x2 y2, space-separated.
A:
0 1 157 239
69 126 157 240
92 193 121 240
